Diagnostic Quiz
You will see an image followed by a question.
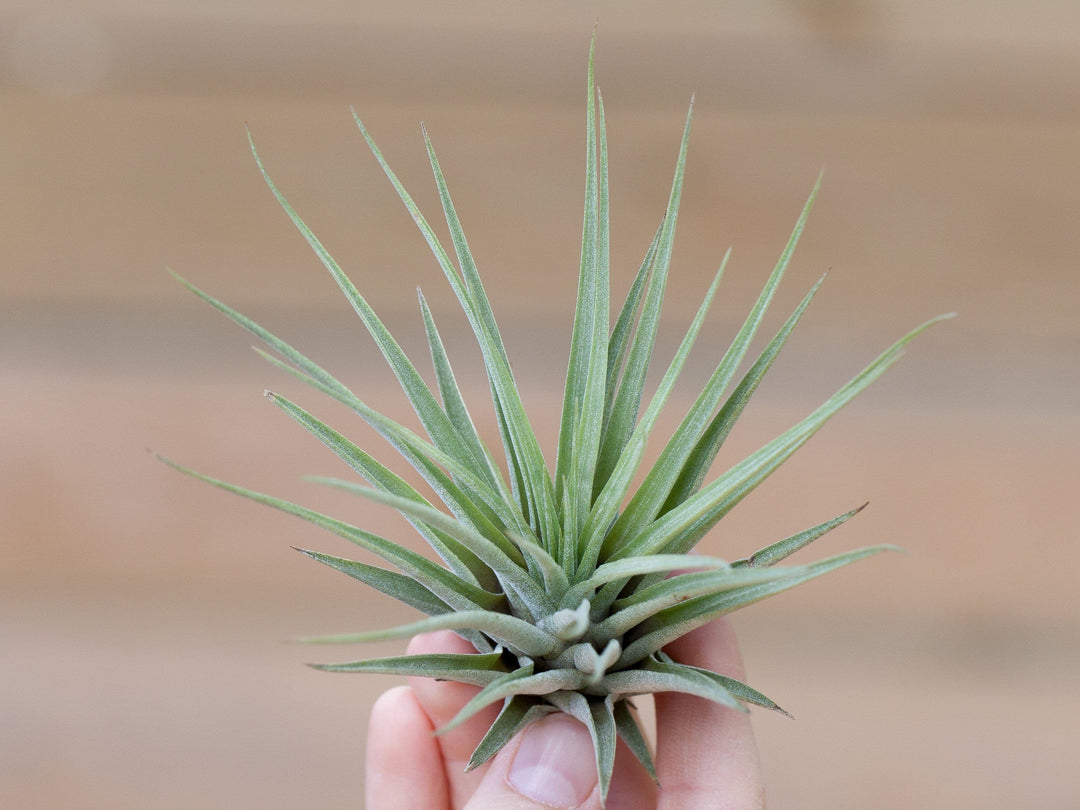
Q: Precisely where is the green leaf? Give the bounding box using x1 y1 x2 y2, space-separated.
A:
156 455 505 614
556 37 609 554
662 273 826 513
547 691 617 806
467 696 556 771
357 112 561 552
308 478 555 620
604 656 745 713
603 224 660 431
616 545 897 667
172 277 526 550
579 253 728 571
297 548 496 651
308 475 557 613
422 127 553 540
269 391 530 549
733 502 868 568
589 100 694 505
183 291 519 567
272 394 496 589
310 651 508 685
594 566 793 640
589 697 618 806
418 288 508 496
611 314 954 562
438 666 588 736
169 270 352 403
247 132 492 493
654 651 790 716
513 532 571 599
560 553 731 610
301 610 559 659
613 700 657 783
297 548 451 617
608 177 821 552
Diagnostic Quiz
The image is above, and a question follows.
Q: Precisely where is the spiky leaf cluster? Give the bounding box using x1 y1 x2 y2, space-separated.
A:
164 37 947 805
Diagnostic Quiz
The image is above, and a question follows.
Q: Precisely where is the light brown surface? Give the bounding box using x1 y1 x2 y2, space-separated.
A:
3 3 1078 808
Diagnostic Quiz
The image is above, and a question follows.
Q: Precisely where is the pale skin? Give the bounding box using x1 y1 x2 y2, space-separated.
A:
366 617 765 809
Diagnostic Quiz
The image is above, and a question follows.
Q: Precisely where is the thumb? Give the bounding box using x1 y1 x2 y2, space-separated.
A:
464 713 601 809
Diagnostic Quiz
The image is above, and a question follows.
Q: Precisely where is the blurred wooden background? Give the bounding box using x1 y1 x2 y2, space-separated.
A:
2 2 1077 807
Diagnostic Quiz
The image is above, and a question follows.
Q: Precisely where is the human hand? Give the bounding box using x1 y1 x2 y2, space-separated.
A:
365 617 765 809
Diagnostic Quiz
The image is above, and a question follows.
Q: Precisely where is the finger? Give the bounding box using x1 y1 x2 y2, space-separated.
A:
366 685 450 810
407 631 502 807
606 736 659 810
464 712 602 810
654 618 765 810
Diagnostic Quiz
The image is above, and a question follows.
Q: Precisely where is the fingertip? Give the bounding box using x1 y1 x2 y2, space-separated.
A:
465 713 604 809
406 629 477 657
367 686 449 810
663 616 747 680
405 632 487 728
406 631 494 742
654 619 764 809
404 631 501 804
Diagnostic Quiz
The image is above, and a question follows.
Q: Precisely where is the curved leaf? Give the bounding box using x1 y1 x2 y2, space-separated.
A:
156 455 503 613
300 610 558 660
311 651 508 685
439 666 588 736
467 696 556 771
613 699 657 783
297 548 451 618
616 545 897 667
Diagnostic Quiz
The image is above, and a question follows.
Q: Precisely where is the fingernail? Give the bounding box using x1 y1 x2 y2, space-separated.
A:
508 714 597 807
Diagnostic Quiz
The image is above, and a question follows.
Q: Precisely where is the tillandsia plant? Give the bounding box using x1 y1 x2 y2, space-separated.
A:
163 35 948 805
